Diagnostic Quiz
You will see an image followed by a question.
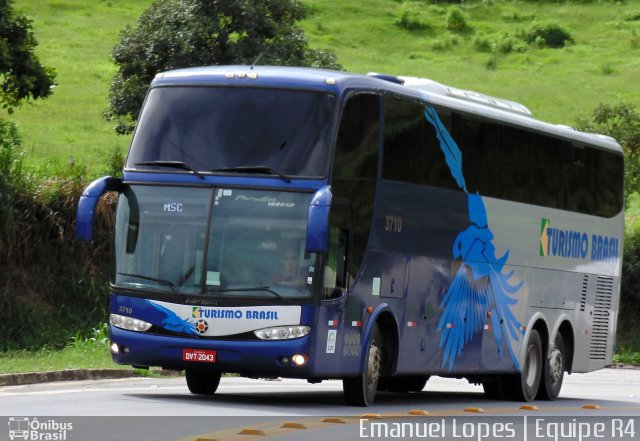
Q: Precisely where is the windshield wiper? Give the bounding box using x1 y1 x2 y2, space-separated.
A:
135 160 204 179
207 286 291 303
117 272 178 294
210 166 291 183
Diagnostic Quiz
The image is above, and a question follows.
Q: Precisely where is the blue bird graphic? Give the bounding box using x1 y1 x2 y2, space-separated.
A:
147 301 199 335
424 104 524 371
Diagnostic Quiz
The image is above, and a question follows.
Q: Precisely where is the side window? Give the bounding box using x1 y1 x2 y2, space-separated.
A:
564 144 593 214
530 134 562 210
381 96 459 191
500 126 530 203
382 97 423 184
331 93 380 282
593 149 623 217
423 109 460 191
333 93 379 180
461 117 499 197
323 202 351 299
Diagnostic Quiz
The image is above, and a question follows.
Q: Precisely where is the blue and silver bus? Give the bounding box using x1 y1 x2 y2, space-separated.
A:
77 66 623 406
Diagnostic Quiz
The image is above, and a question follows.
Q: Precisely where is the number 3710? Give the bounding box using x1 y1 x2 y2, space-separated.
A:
384 215 403 233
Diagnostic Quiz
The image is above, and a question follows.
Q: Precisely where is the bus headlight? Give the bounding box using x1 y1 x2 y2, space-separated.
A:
254 326 310 340
110 314 152 332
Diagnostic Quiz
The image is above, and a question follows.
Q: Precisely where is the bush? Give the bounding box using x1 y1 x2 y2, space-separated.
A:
501 8 534 22
0 118 29 253
0 120 115 349
0 119 25 189
496 34 524 54
525 21 574 48
601 63 616 75
429 36 459 51
105 145 125 178
623 11 640 22
473 34 492 52
446 6 469 32
631 29 640 49
618 212 640 351
485 56 499 70
396 7 431 31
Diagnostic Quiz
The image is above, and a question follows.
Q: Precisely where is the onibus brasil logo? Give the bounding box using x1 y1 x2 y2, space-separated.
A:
540 218 619 261
8 417 72 440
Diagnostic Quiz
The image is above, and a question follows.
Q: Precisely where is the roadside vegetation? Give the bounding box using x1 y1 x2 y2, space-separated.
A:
1 0 639 368
0 324 114 374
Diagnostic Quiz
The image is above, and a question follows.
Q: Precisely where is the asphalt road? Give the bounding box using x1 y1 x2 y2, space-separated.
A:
1 368 638 441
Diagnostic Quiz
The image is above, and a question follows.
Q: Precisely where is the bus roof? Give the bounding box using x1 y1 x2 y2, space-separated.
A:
153 65 622 154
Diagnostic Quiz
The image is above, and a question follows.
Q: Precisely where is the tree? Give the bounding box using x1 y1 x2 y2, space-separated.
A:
106 0 342 134
576 102 640 199
0 0 56 113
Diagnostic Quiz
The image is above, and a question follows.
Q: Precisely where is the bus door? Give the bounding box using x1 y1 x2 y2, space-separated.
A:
312 91 380 376
314 201 351 375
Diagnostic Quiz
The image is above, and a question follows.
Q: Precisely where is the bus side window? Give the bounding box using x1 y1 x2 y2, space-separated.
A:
331 92 380 282
323 202 351 300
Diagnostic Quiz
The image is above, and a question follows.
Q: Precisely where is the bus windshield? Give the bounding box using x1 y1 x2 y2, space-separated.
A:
126 87 336 178
113 186 318 300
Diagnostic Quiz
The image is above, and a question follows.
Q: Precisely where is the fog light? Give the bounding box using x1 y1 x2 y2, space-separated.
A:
254 326 310 340
110 342 120 354
291 354 308 366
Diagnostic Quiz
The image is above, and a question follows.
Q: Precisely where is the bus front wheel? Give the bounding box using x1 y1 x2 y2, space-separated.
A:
538 333 565 401
344 324 382 406
508 329 542 402
185 370 221 395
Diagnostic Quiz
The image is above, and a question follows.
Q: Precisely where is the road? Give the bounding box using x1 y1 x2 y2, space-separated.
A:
1 368 638 441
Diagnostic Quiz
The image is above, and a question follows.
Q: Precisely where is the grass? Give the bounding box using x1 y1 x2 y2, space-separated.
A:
3 0 639 176
8 0 150 176
613 348 640 365
300 0 640 125
0 323 117 374
0 322 170 375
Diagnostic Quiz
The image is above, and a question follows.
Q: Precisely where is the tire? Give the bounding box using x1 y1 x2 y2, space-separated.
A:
507 329 542 402
185 370 221 395
482 375 508 400
344 324 383 406
537 333 565 401
378 375 429 393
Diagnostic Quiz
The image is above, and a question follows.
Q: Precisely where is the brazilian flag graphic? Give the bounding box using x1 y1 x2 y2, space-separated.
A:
540 218 550 257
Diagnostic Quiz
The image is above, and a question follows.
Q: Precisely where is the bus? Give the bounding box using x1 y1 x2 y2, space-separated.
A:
76 66 623 406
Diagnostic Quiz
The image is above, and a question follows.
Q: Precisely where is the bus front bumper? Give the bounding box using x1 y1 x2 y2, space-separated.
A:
109 325 315 378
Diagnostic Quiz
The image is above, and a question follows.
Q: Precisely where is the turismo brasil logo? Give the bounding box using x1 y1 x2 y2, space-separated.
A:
540 218 619 262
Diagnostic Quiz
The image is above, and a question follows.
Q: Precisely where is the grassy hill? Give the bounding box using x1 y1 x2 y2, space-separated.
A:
300 0 640 122
8 0 640 175
9 0 149 176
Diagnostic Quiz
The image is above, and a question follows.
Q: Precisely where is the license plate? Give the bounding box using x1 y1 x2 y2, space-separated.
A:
182 349 216 363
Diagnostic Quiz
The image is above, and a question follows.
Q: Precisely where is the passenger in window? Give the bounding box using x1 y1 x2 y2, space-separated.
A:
271 246 308 289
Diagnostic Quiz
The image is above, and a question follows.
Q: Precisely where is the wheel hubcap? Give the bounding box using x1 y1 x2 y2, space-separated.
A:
367 343 381 389
525 345 540 387
549 346 563 384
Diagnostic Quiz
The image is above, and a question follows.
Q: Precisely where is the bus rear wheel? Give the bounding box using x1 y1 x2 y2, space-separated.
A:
538 333 565 401
344 324 382 406
185 370 221 395
508 329 542 402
